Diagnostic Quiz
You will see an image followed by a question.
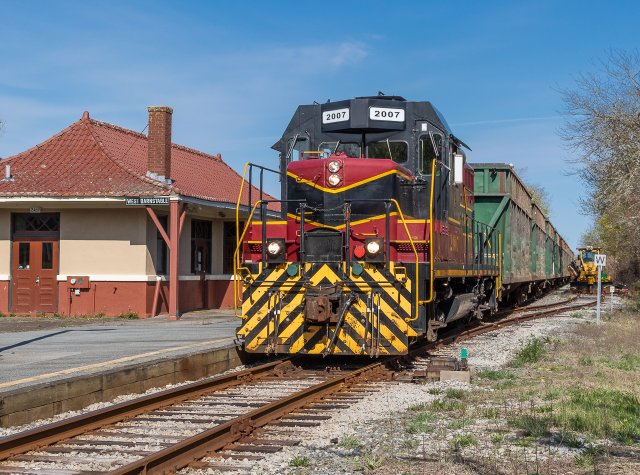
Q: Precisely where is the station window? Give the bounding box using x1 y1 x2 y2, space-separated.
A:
42 242 53 270
368 141 408 163
18 243 30 269
223 221 243 274
419 133 443 175
191 219 212 274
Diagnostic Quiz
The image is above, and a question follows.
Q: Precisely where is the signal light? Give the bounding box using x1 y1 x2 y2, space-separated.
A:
353 245 366 259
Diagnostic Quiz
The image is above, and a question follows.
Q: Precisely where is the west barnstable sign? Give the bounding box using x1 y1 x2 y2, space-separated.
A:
125 196 169 206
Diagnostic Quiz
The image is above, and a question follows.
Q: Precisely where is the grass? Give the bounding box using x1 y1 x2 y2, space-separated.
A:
447 417 474 430
552 387 640 443
289 456 310 467
117 311 139 319
476 368 517 381
482 406 500 419
430 398 466 412
359 453 384 471
406 411 437 434
449 433 478 451
574 444 606 469
444 388 466 400
606 353 640 371
407 402 429 412
338 435 361 449
511 337 547 367
507 414 552 438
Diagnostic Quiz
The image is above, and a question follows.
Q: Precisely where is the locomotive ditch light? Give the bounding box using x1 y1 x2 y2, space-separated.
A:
365 238 385 263
327 160 342 172
266 238 286 263
327 173 341 187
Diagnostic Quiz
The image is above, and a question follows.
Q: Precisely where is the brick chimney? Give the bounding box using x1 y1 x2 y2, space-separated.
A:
147 106 173 182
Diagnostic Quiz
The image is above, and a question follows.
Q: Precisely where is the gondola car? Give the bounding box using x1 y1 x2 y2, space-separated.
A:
234 95 571 356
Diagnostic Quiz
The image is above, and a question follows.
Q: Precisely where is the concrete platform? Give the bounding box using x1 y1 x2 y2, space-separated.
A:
0 310 244 427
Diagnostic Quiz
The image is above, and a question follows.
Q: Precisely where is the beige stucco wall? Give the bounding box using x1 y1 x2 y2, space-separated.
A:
60 209 149 276
0 209 10 277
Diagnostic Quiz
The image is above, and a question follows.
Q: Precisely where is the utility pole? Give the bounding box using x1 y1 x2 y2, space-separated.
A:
594 253 606 325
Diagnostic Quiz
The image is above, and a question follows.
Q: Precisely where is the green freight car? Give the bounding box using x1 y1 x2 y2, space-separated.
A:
473 163 573 304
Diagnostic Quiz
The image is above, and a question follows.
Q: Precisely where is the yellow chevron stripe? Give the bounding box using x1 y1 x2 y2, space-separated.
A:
286 212 402 231
287 169 413 194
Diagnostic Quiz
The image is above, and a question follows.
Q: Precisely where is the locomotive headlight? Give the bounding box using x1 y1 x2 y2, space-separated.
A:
366 240 381 255
327 174 341 187
267 240 283 256
327 160 342 173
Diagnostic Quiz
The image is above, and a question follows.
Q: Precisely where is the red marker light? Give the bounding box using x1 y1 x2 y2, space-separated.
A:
353 245 366 259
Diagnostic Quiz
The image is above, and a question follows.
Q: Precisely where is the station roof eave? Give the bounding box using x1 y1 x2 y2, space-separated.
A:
0 110 280 212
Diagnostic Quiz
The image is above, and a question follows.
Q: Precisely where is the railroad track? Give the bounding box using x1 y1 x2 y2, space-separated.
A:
0 294 597 474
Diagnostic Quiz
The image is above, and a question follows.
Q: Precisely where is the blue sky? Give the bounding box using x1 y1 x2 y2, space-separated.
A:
1 0 638 248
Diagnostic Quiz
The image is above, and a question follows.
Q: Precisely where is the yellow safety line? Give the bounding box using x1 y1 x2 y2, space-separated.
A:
287 169 413 194
0 337 231 390
287 212 401 231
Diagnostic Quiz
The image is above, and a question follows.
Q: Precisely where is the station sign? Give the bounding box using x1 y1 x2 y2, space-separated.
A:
125 196 169 206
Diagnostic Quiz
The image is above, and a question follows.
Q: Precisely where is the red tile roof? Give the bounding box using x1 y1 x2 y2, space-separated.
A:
0 112 276 209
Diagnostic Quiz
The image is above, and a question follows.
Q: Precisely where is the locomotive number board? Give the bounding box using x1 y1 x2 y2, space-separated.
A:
369 107 405 122
322 108 350 124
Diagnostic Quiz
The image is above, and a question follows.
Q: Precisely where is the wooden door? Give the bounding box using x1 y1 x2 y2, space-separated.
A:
11 239 59 314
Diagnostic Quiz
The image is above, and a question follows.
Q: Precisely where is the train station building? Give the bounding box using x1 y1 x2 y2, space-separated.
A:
0 106 262 318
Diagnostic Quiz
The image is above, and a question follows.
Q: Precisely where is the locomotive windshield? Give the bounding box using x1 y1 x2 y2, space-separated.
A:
367 141 408 163
318 142 361 158
582 251 595 262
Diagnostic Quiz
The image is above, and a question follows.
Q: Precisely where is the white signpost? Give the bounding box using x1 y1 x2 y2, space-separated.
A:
594 254 606 325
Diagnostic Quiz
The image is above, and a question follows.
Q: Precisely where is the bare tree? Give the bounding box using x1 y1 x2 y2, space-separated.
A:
527 183 551 216
560 49 640 281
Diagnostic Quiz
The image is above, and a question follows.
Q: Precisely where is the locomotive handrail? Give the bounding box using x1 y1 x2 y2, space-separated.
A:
418 157 437 310
233 199 264 316
233 198 306 316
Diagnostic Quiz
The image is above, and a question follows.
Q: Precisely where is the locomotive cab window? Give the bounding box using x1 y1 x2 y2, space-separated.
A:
419 133 443 175
318 142 361 158
286 136 310 161
367 140 407 163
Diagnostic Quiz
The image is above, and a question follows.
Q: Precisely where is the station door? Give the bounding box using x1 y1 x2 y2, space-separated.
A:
11 213 60 314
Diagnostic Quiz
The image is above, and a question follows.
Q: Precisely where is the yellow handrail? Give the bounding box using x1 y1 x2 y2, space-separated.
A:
233 199 264 317
418 158 436 308
389 199 419 321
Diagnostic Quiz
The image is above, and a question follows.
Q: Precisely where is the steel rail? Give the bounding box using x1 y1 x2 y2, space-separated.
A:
0 359 292 460
109 364 389 475
451 299 597 343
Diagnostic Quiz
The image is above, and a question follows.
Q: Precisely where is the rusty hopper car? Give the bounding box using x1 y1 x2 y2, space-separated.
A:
234 96 571 357
472 164 572 304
